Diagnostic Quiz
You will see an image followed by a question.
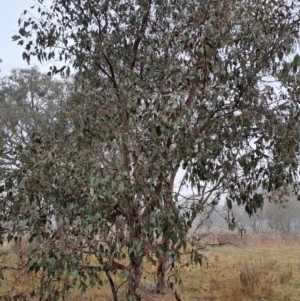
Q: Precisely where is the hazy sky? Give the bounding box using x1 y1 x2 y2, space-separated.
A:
0 0 48 75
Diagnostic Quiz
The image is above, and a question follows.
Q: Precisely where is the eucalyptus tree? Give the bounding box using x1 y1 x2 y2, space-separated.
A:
0 67 71 257
0 67 70 181
2 0 300 300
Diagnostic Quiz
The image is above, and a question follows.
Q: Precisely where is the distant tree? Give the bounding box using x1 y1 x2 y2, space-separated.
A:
2 1 300 300
224 202 266 234
0 67 71 174
265 195 300 235
0 67 71 237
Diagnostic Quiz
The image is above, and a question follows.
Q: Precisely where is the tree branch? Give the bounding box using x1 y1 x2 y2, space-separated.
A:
130 0 152 70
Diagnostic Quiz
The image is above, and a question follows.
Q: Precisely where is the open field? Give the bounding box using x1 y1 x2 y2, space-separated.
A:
179 238 300 301
139 234 300 301
1 233 300 301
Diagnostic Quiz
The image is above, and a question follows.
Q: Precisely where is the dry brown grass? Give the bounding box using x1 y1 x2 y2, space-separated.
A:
1 233 300 300
177 233 300 301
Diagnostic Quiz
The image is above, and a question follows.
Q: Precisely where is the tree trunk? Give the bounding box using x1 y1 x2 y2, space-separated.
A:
156 254 168 293
128 254 143 301
128 206 143 301
155 193 176 294
156 234 169 294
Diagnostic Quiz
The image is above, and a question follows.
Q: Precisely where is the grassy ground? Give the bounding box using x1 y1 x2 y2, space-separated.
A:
176 234 300 301
1 233 300 300
180 245 299 301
